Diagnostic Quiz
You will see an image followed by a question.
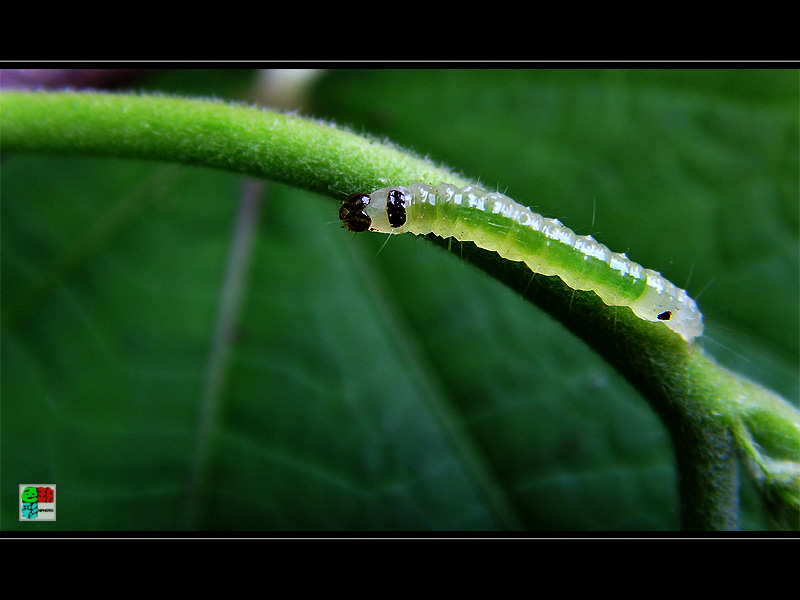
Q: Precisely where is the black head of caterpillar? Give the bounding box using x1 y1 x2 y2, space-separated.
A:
340 189 408 232
339 193 372 233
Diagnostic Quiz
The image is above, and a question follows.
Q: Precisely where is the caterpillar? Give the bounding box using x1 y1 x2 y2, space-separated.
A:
339 182 704 343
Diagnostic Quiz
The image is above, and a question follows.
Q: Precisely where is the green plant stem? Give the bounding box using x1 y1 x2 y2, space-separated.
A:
0 89 469 198
449 239 798 530
3 90 798 530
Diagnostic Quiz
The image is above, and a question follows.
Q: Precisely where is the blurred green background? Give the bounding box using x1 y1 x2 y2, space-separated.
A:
2 68 797 531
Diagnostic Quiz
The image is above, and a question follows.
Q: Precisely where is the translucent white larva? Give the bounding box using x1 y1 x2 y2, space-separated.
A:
339 182 704 343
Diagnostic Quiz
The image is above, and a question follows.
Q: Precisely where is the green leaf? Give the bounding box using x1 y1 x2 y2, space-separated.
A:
2 69 797 531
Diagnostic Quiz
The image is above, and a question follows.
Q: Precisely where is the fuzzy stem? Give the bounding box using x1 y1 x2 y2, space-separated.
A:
1 89 470 198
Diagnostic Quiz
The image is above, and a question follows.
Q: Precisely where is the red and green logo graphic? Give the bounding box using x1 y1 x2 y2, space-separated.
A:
20 485 56 521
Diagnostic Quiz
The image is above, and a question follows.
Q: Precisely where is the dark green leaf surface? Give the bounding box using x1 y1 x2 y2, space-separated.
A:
2 69 797 530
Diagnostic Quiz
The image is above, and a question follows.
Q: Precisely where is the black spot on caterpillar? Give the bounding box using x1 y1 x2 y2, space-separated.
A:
340 183 703 343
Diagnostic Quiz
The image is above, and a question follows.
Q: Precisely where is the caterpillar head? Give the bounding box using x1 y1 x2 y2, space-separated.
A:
340 187 409 234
